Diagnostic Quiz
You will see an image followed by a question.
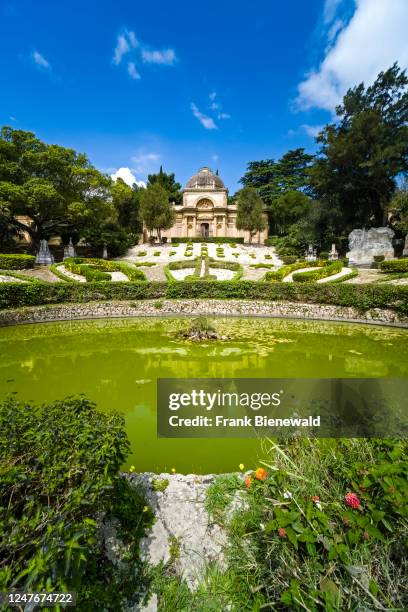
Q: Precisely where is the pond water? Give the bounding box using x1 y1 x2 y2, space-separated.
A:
0 317 407 473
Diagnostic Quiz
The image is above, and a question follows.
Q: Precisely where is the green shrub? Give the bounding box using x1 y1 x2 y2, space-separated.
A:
292 260 343 283
250 263 274 269
380 258 408 273
0 280 407 315
137 251 147 257
374 255 385 263
319 251 329 260
264 254 272 260
153 251 161 256
281 255 297 265
0 396 151 606
265 261 317 282
232 252 239 258
172 237 244 244
63 258 146 282
0 254 36 269
169 251 176 256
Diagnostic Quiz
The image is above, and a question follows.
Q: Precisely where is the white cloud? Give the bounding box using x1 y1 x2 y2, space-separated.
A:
32 50 50 69
113 30 138 65
128 62 141 80
141 48 177 65
218 112 231 120
131 152 161 174
296 0 408 112
209 91 217 101
301 124 324 137
111 167 146 188
191 103 218 130
212 154 219 161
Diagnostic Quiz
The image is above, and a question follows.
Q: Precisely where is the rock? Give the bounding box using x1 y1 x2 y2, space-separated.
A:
129 473 227 590
347 227 394 267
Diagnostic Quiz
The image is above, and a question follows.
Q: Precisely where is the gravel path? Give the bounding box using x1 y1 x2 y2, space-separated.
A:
344 268 381 284
140 265 167 282
17 267 62 282
243 266 271 281
0 274 26 283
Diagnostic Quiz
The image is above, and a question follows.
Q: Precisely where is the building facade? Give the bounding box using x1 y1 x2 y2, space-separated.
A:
155 167 268 243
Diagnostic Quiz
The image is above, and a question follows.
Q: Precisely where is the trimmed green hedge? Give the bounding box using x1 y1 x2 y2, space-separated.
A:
380 258 408 273
0 254 36 269
172 237 244 244
292 260 343 283
1 280 407 314
265 261 319 281
63 258 146 282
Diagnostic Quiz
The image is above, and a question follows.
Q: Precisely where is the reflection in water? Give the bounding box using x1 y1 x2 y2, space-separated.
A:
0 317 407 473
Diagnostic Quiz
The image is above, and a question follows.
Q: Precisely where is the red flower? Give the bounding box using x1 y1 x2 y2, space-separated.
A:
245 476 252 488
278 527 286 538
344 492 360 509
312 495 320 502
255 467 267 481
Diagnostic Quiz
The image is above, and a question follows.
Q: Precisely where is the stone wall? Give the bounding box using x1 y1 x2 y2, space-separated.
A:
0 299 407 328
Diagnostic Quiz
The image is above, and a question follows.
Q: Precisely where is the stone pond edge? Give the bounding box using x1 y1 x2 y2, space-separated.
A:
0 299 407 328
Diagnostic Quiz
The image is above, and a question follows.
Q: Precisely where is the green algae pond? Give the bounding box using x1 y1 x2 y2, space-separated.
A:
0 317 407 473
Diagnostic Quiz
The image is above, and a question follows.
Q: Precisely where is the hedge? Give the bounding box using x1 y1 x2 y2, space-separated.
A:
0 280 407 314
172 237 244 244
265 261 320 281
380 258 408 273
292 260 343 283
63 258 146 282
0 254 36 269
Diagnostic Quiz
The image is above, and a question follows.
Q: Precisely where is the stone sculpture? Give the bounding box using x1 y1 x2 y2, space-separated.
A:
347 227 394 266
35 239 55 265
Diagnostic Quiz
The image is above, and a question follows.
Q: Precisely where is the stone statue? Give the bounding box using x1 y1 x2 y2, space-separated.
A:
102 244 108 259
305 244 317 262
329 243 338 260
347 227 394 266
403 234 408 257
63 237 76 260
35 239 54 265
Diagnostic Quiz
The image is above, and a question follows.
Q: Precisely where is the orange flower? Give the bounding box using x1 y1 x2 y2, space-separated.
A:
255 467 267 481
278 527 286 538
312 495 319 502
245 476 252 488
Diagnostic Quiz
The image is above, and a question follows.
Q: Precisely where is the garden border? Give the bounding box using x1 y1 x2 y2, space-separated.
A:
0 299 407 328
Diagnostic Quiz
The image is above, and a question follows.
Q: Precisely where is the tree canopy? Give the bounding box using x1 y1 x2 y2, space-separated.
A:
235 186 267 242
240 148 314 207
147 166 182 204
310 63 408 231
140 182 175 241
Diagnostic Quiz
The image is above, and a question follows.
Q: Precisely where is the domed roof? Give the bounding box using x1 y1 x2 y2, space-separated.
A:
185 167 225 189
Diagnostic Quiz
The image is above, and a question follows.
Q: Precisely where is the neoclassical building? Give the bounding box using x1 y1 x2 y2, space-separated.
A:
158 167 268 243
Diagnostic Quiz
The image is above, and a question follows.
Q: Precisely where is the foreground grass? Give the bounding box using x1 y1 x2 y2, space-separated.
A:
210 439 407 611
155 439 407 611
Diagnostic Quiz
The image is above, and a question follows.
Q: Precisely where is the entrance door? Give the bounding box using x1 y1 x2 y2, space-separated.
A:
200 223 209 238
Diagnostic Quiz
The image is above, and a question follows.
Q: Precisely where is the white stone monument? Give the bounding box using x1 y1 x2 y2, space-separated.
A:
329 243 338 261
305 244 317 262
403 234 408 257
35 239 54 265
63 237 76 260
346 227 394 267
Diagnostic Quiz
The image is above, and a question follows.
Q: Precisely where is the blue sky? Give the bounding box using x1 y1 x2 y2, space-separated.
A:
1 0 407 191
